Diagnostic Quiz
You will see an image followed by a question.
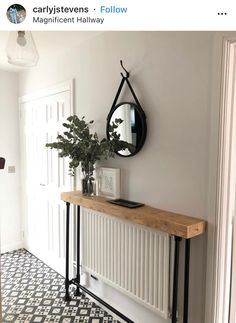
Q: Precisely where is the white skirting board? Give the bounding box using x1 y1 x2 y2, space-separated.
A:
0 241 24 254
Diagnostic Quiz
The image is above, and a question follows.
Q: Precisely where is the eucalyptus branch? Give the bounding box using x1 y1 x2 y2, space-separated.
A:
46 115 135 175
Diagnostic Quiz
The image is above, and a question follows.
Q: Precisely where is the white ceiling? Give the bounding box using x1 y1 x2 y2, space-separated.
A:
0 31 101 72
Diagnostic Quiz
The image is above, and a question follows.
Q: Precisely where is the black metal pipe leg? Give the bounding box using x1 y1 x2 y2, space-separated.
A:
72 283 135 323
74 205 81 296
172 236 182 323
183 239 190 323
64 202 71 301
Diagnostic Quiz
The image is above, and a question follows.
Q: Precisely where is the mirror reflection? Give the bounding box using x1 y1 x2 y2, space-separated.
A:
107 102 147 157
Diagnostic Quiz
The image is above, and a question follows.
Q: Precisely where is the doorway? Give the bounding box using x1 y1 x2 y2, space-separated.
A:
19 80 74 276
207 38 236 323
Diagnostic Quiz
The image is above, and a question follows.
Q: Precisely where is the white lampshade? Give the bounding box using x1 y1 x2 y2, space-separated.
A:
6 31 39 67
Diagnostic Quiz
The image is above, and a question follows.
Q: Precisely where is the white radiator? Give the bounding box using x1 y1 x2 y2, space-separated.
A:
81 208 170 319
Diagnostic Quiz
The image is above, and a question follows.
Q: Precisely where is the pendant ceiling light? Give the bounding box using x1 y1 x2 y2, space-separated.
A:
6 31 39 67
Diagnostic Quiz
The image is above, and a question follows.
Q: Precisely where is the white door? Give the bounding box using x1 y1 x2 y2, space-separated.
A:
19 81 74 276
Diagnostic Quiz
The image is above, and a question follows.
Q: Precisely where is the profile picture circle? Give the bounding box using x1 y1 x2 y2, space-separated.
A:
7 4 26 24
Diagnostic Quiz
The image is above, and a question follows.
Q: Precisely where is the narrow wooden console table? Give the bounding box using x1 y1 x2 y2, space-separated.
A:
61 191 207 323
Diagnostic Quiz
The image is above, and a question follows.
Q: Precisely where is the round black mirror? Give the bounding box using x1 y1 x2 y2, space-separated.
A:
106 102 147 157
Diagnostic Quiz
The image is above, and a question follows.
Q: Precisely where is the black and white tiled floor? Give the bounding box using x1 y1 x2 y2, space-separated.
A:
1 249 119 323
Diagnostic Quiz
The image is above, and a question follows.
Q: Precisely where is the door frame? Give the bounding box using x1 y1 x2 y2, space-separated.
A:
205 36 236 323
19 80 74 105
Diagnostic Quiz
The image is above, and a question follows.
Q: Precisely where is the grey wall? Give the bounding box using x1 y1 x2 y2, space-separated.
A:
19 31 214 323
0 70 22 252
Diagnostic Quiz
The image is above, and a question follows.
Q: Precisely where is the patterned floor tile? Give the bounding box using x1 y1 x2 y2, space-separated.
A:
1 249 119 323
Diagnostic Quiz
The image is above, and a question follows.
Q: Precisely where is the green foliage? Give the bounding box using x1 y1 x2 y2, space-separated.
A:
45 115 135 176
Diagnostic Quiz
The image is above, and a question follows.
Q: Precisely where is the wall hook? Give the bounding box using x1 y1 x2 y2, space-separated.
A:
120 60 129 78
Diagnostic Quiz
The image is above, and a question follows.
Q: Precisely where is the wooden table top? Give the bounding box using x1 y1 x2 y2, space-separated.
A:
61 191 207 239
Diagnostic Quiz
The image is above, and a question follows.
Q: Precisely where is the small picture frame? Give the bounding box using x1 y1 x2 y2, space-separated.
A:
96 167 120 199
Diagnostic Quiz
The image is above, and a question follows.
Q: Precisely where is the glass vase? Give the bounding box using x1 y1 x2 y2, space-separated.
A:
81 162 95 196
81 177 95 196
